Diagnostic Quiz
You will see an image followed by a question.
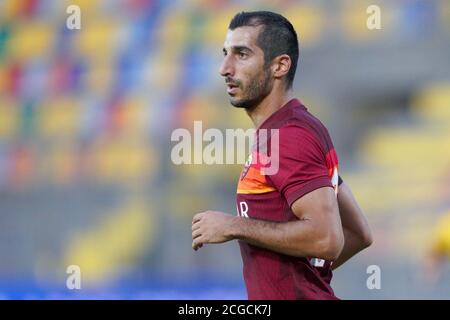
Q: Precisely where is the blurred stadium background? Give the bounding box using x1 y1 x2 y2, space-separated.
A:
0 0 450 299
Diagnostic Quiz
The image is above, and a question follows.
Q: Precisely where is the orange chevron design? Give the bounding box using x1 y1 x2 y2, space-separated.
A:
237 153 276 194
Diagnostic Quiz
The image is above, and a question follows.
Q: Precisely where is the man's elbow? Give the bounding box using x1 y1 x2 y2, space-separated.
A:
317 231 344 261
359 227 373 249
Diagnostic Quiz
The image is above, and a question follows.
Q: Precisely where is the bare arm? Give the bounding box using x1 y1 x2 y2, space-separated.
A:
192 186 344 261
331 182 373 270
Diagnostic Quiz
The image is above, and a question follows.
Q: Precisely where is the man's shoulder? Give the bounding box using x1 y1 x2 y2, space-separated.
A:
268 106 334 153
276 111 330 142
269 101 328 133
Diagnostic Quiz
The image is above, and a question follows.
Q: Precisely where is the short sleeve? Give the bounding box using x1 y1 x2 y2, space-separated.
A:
267 125 333 207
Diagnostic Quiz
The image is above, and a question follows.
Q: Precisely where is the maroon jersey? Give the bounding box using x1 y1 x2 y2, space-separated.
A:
236 98 340 300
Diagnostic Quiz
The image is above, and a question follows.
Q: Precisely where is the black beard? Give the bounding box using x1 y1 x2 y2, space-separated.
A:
229 71 272 110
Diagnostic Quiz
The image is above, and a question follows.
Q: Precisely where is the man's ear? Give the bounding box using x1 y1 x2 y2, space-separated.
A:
272 54 291 79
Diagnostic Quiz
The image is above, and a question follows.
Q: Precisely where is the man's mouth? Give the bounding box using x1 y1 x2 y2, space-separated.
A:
226 83 239 95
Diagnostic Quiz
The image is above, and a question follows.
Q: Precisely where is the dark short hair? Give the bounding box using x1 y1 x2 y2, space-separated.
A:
229 11 299 89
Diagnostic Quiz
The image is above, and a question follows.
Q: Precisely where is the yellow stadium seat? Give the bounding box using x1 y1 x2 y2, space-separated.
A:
347 173 441 214
411 83 450 124
157 9 190 50
38 97 81 138
283 5 324 48
203 6 241 47
360 127 450 169
0 98 19 138
152 10 189 90
61 196 156 284
91 137 155 184
346 83 450 218
7 22 54 61
63 0 98 16
74 20 119 63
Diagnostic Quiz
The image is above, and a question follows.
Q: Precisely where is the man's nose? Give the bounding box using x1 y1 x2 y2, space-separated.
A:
219 55 234 77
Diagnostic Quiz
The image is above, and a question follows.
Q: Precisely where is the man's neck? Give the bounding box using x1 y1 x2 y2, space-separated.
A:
246 90 293 129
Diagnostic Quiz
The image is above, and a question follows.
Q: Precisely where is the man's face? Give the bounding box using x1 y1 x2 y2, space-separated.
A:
219 26 273 109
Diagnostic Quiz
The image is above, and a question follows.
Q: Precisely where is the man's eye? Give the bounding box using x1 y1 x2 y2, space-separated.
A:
238 52 247 58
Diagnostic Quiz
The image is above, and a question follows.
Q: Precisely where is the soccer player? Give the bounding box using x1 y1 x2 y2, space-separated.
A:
191 11 372 300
